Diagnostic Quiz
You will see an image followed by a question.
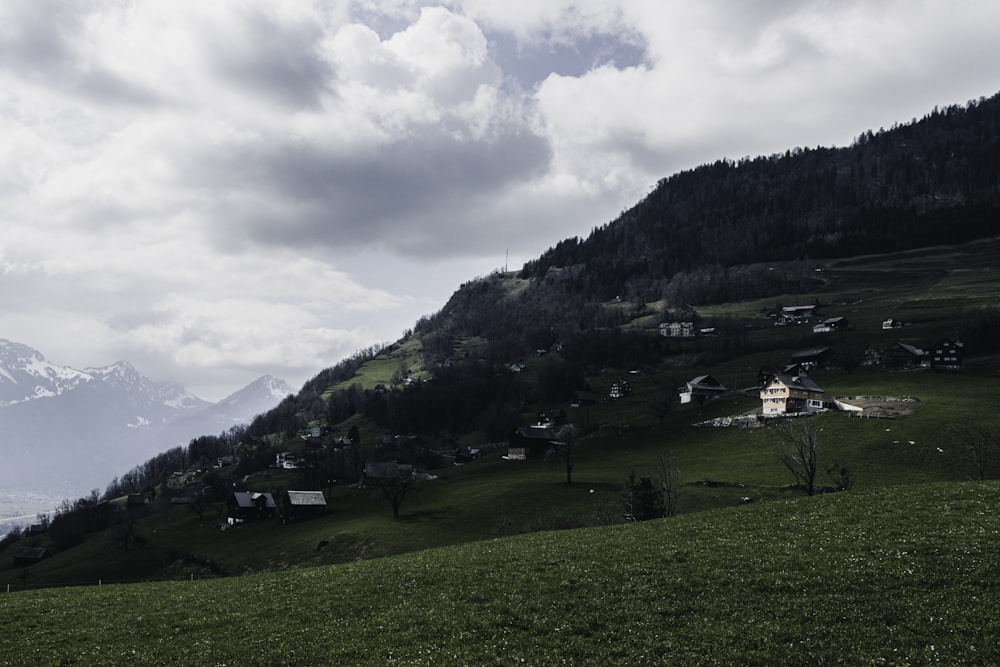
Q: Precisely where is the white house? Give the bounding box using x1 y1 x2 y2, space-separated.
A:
759 372 826 415
659 321 695 337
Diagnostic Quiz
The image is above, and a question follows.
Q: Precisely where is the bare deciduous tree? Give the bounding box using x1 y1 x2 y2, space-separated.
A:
951 422 1000 480
776 419 820 496
550 424 580 484
655 448 682 517
622 448 682 521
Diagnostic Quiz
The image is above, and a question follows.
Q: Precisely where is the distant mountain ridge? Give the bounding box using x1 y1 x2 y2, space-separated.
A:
0 339 291 498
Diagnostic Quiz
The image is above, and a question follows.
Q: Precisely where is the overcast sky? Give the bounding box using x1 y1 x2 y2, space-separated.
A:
3 1 999 401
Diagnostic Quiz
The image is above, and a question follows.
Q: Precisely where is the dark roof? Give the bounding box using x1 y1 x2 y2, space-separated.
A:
230 492 277 509
885 342 925 357
766 372 825 394
791 346 834 360
515 426 561 441
286 491 327 507
688 374 726 391
14 546 50 561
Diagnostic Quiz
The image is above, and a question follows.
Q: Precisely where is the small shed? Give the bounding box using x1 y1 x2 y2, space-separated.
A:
14 546 51 566
282 490 327 523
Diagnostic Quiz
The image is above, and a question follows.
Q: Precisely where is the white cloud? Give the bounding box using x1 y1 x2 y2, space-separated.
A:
2 0 1000 400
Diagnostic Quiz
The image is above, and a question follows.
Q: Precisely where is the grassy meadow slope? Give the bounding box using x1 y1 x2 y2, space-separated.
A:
2 481 998 665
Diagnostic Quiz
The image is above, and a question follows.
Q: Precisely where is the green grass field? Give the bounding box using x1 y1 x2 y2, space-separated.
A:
2 481 997 665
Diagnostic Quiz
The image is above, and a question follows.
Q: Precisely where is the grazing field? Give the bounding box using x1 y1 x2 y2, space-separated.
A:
2 365 996 589
3 481 998 665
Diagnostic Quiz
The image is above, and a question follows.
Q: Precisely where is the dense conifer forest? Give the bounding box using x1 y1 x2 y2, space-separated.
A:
522 93 1000 302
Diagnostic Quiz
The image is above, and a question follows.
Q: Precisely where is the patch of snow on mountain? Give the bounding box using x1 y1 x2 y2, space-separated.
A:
128 416 152 429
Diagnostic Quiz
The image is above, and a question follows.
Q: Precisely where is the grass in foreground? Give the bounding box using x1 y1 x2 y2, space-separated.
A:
2 481 997 666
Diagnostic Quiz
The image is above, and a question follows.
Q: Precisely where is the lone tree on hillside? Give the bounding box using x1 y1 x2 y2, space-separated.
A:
775 419 821 496
364 462 418 518
950 422 1000 480
655 448 682 517
648 386 676 427
622 471 665 521
548 424 581 484
622 447 682 521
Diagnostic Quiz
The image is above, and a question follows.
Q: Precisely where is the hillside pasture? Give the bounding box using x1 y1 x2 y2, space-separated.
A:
2 482 997 665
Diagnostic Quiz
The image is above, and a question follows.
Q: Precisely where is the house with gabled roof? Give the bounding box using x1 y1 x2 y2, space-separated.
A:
791 346 839 370
659 321 695 337
930 338 964 371
775 305 816 326
759 372 826 415
812 316 850 334
881 342 927 370
609 379 632 399
506 425 566 460
680 374 727 404
228 491 277 523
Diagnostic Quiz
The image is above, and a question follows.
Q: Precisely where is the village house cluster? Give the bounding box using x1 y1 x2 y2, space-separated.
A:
667 303 964 418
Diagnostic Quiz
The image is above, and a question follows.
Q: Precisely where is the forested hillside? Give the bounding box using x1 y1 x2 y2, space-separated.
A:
522 93 1000 303
406 94 1000 375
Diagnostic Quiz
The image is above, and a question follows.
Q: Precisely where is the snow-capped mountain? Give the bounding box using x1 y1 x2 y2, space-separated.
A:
147 375 292 455
0 339 290 499
0 340 94 406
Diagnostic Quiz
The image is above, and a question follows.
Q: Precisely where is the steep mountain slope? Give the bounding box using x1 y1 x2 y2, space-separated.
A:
0 340 97 407
522 92 1000 301
228 91 1000 455
406 92 1000 370
0 339 289 498
146 374 292 456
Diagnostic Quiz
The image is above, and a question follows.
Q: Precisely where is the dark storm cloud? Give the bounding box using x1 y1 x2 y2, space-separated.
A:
207 9 335 109
0 1 160 107
0 0 77 77
203 122 552 256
